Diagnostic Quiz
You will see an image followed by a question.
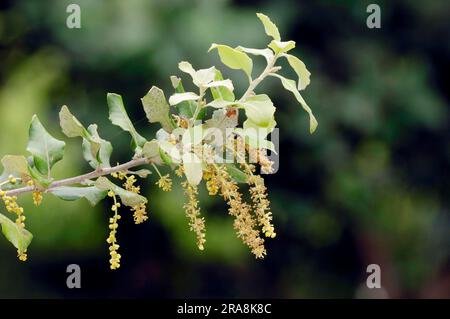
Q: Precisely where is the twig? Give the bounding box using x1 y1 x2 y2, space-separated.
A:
3 157 151 197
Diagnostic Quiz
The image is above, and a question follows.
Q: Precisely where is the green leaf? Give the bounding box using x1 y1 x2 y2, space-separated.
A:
210 69 235 102
82 125 113 169
1 155 30 179
159 147 174 166
27 115 66 176
59 105 89 138
50 186 107 206
106 93 147 151
142 140 163 165
170 76 197 118
27 164 53 187
236 46 274 62
0 212 33 255
239 94 276 128
268 40 296 54
225 164 248 183
169 92 200 106
59 105 102 162
158 140 181 163
269 74 318 133
256 13 281 41
95 177 147 207
141 86 175 132
182 152 203 186
209 43 253 78
284 54 311 90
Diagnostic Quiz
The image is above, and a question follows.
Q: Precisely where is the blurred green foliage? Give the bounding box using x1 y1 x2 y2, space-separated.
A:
0 0 449 298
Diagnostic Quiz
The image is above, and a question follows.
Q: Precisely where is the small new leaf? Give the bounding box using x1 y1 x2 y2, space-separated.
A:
268 40 296 54
82 124 113 169
256 13 281 41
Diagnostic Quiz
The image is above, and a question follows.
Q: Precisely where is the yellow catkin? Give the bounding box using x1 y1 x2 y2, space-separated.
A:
27 180 43 206
156 174 172 192
215 166 266 259
106 190 121 270
248 175 276 238
181 181 206 251
175 165 184 177
0 188 27 261
113 171 149 225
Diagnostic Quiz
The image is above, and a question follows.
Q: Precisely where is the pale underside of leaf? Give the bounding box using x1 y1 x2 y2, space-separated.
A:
169 92 200 106
269 73 318 133
50 186 107 206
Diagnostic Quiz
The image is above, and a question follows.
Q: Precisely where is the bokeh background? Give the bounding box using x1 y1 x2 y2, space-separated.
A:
0 0 449 298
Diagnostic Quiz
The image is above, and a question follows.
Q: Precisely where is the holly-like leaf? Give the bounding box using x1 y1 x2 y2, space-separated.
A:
27 115 66 176
268 40 296 54
283 54 311 90
107 93 147 151
82 124 113 169
141 86 175 132
269 73 318 133
209 43 253 78
59 105 89 138
95 177 147 207
256 13 281 41
0 212 33 255
50 186 107 206
59 105 101 162
210 69 235 102
182 152 203 186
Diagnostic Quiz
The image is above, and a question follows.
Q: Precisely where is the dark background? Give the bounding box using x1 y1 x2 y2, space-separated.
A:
0 0 449 298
